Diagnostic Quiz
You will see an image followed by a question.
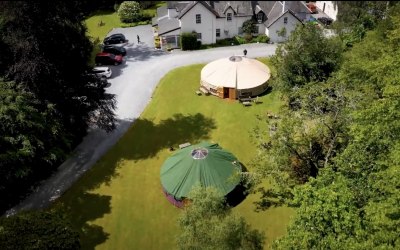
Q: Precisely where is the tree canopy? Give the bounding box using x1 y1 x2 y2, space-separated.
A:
176 186 265 250
255 3 400 248
0 1 116 212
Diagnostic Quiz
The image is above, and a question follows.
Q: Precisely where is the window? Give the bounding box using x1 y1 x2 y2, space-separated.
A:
196 14 201 24
216 29 220 37
227 13 232 21
284 17 288 24
257 13 263 23
252 25 259 34
196 33 202 40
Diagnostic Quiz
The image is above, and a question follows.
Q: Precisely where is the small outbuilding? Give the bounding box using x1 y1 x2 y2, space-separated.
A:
160 142 242 207
200 56 271 99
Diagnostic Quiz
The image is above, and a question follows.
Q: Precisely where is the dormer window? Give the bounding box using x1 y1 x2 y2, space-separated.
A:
196 14 201 24
257 13 263 23
227 13 232 21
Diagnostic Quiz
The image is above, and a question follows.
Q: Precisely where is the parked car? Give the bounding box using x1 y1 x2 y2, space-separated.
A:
102 45 127 56
95 53 123 66
103 33 127 45
91 66 112 78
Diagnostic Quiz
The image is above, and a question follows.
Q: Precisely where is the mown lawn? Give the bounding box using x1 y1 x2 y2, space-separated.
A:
54 59 294 249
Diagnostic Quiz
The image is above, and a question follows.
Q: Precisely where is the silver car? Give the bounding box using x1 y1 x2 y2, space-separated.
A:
92 66 112 78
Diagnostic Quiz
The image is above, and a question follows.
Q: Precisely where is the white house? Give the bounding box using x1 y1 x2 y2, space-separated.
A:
315 1 338 21
153 1 331 48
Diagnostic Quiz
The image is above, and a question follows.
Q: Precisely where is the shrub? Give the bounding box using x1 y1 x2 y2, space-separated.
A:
180 32 201 50
118 1 141 23
242 19 256 34
234 35 246 44
244 33 253 42
253 34 270 43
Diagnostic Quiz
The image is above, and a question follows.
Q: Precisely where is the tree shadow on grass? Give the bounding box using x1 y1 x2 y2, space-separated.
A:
118 113 217 162
56 192 111 250
54 113 216 249
226 163 250 208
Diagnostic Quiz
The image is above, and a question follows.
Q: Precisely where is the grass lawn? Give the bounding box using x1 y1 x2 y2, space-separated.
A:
54 58 294 249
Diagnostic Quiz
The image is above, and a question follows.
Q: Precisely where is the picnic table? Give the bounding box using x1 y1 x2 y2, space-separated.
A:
179 142 191 149
242 101 252 106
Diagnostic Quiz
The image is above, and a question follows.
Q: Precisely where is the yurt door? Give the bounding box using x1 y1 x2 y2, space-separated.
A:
223 88 229 98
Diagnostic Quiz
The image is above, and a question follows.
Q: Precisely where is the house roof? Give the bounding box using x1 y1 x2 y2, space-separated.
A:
212 1 254 17
266 1 305 27
167 1 194 12
158 18 181 36
255 1 276 15
157 5 168 18
267 9 303 28
178 1 220 18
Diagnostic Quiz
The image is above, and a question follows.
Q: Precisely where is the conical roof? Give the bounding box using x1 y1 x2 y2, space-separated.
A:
160 142 242 200
201 56 270 89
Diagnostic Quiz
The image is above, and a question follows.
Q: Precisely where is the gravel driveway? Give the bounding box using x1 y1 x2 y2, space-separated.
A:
5 25 277 216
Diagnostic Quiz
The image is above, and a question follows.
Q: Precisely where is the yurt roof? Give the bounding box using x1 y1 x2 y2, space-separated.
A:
201 56 270 89
160 142 242 200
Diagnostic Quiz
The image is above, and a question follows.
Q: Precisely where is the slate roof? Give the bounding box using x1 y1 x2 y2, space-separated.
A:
158 18 181 35
255 1 276 15
211 1 254 17
266 1 309 27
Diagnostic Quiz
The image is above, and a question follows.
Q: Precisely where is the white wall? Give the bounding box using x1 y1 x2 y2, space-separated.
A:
316 1 338 21
180 3 217 44
267 12 301 43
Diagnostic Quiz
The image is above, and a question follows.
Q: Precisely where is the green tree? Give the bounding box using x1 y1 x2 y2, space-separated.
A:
272 23 343 95
0 80 68 211
0 1 116 212
272 6 400 248
242 19 256 34
0 209 80 249
177 186 265 250
118 1 141 23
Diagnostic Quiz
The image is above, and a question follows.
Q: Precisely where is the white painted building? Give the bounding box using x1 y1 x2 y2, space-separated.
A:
152 1 334 48
316 1 338 21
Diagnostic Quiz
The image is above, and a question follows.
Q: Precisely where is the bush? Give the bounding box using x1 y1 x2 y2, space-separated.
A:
180 32 201 50
244 33 253 42
233 36 245 44
253 34 270 43
118 1 141 23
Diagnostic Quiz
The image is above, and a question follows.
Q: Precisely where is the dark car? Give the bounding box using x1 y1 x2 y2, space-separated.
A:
95 53 123 66
103 33 127 45
102 45 127 56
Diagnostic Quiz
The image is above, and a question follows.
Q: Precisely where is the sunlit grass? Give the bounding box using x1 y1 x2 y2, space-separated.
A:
55 59 293 249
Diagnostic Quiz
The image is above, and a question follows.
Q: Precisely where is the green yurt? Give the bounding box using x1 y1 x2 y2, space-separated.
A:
160 142 242 207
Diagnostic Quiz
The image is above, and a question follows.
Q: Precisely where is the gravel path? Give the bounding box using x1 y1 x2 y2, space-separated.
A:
5 25 277 216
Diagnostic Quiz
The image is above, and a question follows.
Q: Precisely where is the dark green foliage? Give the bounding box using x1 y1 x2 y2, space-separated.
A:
0 80 69 210
272 23 343 94
177 187 265 250
334 1 397 47
242 19 256 34
267 5 400 248
0 1 116 212
0 210 80 250
180 32 201 50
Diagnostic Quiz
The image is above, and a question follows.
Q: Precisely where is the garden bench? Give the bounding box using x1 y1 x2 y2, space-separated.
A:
179 142 191 149
242 101 252 106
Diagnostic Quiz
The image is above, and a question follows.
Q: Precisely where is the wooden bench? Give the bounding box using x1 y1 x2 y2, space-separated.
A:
242 101 252 106
199 87 210 95
179 142 191 149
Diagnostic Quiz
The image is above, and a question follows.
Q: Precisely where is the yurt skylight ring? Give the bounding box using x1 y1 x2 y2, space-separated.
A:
191 148 209 159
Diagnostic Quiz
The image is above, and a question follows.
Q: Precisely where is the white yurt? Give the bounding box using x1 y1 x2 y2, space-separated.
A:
200 56 270 99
